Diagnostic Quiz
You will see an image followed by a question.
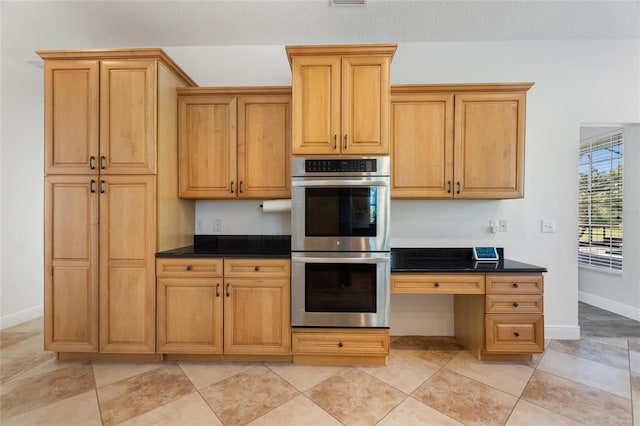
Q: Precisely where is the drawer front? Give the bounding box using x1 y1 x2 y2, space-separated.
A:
485 314 544 353
486 274 543 294
392 274 485 294
292 329 389 356
485 295 543 314
224 258 290 278
156 258 223 278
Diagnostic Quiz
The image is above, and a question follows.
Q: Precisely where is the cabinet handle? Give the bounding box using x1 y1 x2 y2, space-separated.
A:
514 331 520 337
512 282 519 288
90 179 96 193
100 180 105 194
512 301 519 308
333 135 337 150
434 282 440 288
447 181 452 194
226 283 230 297
216 283 220 297
456 181 461 194
230 181 234 194
254 266 260 272
89 156 96 170
186 265 192 271
100 156 106 170
344 135 348 149
239 181 243 193
338 342 344 348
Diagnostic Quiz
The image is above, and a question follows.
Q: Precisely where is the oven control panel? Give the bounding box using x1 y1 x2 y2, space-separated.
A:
305 159 377 173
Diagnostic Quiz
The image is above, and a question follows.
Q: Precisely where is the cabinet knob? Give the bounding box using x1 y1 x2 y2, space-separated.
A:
89 156 96 170
434 282 440 288
216 283 220 297
447 181 452 194
512 302 519 308
512 282 519 288
239 181 243 193
456 181 461 194
100 156 106 170
338 342 344 348
333 135 337 150
254 266 260 272
226 283 230 297
230 181 234 194
344 135 348 149
514 331 520 337
186 265 192 271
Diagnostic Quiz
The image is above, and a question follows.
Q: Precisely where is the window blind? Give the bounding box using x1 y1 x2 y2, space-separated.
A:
578 130 623 270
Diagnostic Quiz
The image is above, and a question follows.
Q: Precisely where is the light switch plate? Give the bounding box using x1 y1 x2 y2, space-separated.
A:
541 220 556 233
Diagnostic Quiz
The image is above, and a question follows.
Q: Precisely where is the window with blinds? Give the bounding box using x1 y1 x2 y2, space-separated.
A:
578 130 623 270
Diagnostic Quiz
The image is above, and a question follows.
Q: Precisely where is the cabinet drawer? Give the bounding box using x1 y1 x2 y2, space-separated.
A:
486 274 543 294
224 258 290 278
391 274 485 294
292 329 389 356
485 314 544 353
156 258 223 278
485 295 543 314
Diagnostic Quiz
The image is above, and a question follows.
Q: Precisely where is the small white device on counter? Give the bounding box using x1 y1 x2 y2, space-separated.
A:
473 246 499 261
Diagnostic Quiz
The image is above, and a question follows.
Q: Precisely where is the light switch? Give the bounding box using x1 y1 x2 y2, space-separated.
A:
541 220 556 233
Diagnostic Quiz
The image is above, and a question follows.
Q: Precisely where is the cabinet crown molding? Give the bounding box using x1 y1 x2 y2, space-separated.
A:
391 82 535 94
177 86 292 96
36 48 197 87
285 43 397 68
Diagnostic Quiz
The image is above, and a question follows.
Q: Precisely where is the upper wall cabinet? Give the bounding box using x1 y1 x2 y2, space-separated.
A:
391 83 534 199
286 44 397 155
177 87 291 199
40 51 197 175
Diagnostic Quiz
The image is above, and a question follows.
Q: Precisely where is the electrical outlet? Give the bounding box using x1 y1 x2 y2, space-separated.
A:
489 220 498 233
214 218 222 233
196 219 214 234
499 219 508 232
541 220 556 233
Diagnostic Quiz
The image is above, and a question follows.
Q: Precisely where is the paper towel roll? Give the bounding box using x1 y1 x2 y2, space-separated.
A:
261 199 292 213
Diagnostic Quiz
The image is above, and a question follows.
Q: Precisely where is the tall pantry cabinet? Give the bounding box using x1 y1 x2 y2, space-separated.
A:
39 49 196 354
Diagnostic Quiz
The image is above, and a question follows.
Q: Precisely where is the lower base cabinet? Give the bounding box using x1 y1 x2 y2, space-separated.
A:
292 328 390 366
156 258 291 356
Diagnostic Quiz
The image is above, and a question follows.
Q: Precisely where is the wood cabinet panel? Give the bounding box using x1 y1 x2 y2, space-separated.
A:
292 328 389 356
100 60 157 174
44 60 99 175
44 176 99 351
485 294 544 314
157 278 224 354
485 274 543 294
391 273 485 294
224 258 290 278
156 258 224 278
99 175 156 353
485 314 544 353
391 93 454 198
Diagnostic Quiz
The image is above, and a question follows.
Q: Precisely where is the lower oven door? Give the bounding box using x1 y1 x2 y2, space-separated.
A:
291 252 390 328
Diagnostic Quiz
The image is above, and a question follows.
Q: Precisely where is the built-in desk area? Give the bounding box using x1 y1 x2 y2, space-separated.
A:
391 248 547 361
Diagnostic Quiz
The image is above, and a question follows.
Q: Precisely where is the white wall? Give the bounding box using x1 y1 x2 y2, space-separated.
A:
1 40 639 337
578 124 640 320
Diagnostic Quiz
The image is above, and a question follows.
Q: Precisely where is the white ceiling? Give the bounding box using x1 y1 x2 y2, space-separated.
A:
2 0 639 64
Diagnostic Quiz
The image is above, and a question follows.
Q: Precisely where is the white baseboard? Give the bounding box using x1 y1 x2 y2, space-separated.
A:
545 325 581 340
579 291 640 321
0 305 44 330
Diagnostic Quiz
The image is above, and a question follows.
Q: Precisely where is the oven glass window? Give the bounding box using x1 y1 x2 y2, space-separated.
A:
304 263 376 313
305 187 377 237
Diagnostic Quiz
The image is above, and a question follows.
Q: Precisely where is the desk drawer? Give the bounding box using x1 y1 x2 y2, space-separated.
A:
486 274 543 294
292 329 389 356
485 314 544 353
485 295 543 314
392 274 485 294
224 259 290 278
156 258 223 278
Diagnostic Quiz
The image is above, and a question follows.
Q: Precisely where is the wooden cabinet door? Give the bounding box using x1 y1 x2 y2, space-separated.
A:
290 56 341 155
99 175 156 353
157 278 223 354
391 92 454 198
178 96 237 198
100 60 157 175
237 95 291 199
44 176 99 351
44 60 99 175
454 92 526 199
341 55 390 155
223 278 291 355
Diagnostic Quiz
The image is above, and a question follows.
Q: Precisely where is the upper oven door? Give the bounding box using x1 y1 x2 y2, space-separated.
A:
291 176 390 252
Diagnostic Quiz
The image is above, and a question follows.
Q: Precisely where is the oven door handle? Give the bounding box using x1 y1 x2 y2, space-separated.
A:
292 255 389 265
292 179 389 188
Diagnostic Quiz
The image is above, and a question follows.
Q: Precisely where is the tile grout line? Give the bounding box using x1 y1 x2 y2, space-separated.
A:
176 360 226 425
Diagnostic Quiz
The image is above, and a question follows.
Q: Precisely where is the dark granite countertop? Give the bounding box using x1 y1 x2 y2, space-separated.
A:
391 248 547 273
155 235 291 258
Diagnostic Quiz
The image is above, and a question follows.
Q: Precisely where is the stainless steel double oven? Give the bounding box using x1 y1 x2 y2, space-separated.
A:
291 157 390 328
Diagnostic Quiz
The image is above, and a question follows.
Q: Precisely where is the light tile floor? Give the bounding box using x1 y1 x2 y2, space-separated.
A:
1 305 638 426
